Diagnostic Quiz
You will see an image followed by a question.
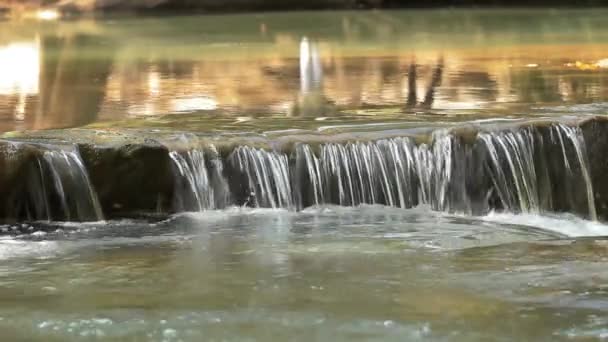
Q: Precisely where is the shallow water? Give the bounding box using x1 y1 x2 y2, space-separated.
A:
0 206 607 340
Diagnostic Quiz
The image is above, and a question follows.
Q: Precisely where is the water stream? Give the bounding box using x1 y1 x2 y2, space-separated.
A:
6 143 103 222
2 9 608 341
165 122 597 220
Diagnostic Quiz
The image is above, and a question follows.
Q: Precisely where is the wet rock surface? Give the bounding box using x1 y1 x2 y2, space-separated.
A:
581 117 608 221
79 142 175 218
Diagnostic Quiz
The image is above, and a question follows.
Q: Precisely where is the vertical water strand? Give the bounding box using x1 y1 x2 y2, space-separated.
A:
322 144 351 205
315 138 422 208
414 143 433 207
370 142 395 207
431 132 455 211
268 152 293 208
294 144 324 207
511 129 539 210
207 144 231 209
170 149 211 211
64 150 104 220
355 142 376 203
550 124 572 173
35 158 52 220
40 148 103 221
480 129 540 213
348 143 367 203
339 144 356 205
230 146 293 209
44 151 70 220
321 144 342 205
396 137 417 208
253 148 276 207
398 137 420 208
553 124 597 221
233 147 272 207
354 143 371 204
478 133 517 210
379 139 405 208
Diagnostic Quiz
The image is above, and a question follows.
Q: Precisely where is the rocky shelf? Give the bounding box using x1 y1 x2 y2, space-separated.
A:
0 115 607 223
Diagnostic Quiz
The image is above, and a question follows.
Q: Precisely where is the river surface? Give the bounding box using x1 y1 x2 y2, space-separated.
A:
1 9 608 341
1 206 608 341
1 9 608 132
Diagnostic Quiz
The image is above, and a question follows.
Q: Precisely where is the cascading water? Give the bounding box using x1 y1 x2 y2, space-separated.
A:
293 133 472 212
479 124 596 219
229 146 293 209
169 145 230 211
165 123 597 220
12 144 103 221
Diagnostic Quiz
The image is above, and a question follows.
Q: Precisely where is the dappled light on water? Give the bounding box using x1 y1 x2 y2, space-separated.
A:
1 10 608 132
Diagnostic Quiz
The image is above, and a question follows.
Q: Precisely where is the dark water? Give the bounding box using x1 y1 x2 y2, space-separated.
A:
2 9 608 341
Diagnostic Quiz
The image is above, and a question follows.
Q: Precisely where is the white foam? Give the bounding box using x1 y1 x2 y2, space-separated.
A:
481 211 608 237
0 239 60 260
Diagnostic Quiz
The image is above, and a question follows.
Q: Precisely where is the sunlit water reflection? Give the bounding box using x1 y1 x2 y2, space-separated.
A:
1 9 608 132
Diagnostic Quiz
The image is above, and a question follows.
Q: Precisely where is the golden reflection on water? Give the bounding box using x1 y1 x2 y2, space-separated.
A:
0 40 39 123
0 10 608 132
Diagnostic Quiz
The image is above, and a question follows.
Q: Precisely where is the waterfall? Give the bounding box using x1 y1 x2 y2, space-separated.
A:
165 123 597 220
479 128 541 213
16 144 103 221
293 144 324 208
0 121 596 223
229 146 293 209
293 133 470 212
479 124 596 219
169 145 230 211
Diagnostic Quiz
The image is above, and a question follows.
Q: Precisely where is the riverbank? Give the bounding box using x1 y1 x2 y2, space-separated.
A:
1 0 607 19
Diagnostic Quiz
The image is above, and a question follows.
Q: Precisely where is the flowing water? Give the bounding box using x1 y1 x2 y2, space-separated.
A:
2 207 608 341
1 8 608 341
